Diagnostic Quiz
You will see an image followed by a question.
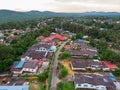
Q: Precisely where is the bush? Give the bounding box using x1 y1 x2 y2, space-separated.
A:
57 82 75 90
59 51 71 60
112 69 120 76
38 70 48 82
59 63 68 79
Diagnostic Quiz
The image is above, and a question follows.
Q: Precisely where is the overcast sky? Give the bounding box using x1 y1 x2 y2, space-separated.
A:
0 0 120 12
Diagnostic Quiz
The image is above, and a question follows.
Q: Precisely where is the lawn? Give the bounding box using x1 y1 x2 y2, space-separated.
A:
29 82 45 90
57 82 75 90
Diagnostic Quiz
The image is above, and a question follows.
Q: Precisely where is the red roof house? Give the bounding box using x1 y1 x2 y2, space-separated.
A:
102 61 117 70
44 34 67 42
64 45 70 50
55 34 67 41
37 36 44 39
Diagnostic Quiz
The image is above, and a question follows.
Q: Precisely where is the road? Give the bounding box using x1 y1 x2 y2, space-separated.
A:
51 39 70 90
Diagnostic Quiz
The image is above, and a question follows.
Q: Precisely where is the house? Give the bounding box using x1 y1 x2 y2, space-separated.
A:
43 38 60 45
102 61 117 71
71 40 96 51
48 46 56 52
0 33 4 39
64 45 70 50
73 73 116 90
8 77 28 86
36 36 45 40
10 59 39 74
21 43 52 60
70 50 98 58
13 29 21 34
70 40 98 58
83 35 89 39
71 59 109 71
22 60 39 74
0 86 29 90
44 33 67 42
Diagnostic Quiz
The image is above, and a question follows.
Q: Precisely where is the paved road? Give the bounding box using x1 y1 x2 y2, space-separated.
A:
51 39 70 90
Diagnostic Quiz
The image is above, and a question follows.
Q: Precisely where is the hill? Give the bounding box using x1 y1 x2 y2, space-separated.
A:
0 10 120 24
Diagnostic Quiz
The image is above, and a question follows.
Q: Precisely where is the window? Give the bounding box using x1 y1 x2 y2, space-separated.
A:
84 85 88 87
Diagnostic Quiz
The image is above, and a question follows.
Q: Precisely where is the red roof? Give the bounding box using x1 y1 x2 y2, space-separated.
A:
37 36 44 39
64 45 70 50
55 34 67 41
33 59 43 65
38 60 43 65
44 34 67 41
102 61 117 70
14 30 20 33
44 36 54 41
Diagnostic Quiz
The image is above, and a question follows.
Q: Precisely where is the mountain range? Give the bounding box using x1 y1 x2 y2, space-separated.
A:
0 10 120 24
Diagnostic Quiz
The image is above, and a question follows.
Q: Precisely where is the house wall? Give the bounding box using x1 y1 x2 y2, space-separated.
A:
71 64 86 71
12 69 23 74
23 66 38 73
75 83 107 90
102 68 110 71
35 47 47 52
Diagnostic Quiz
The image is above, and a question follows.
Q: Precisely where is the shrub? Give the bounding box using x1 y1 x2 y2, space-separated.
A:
59 51 71 60
59 63 68 79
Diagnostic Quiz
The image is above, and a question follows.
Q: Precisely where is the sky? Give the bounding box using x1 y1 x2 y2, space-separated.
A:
0 0 120 12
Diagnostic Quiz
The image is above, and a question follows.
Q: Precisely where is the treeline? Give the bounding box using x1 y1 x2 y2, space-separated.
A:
0 20 39 30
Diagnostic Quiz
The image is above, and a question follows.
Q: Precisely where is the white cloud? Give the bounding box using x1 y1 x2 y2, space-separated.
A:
0 0 119 12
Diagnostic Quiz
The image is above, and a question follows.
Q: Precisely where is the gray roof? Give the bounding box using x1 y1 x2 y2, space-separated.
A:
74 73 116 90
71 59 107 69
23 60 38 69
9 77 25 86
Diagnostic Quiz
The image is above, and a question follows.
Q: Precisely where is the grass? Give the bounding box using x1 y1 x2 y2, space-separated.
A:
48 57 55 90
57 82 75 90
58 63 68 79
29 82 46 90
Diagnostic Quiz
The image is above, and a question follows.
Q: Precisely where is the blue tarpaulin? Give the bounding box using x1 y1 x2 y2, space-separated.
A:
15 60 25 69
49 46 56 51
0 85 29 90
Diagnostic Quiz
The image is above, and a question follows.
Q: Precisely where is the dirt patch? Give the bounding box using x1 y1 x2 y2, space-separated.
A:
29 82 40 90
61 60 76 75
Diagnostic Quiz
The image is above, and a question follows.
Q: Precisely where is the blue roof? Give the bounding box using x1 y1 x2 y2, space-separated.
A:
109 72 116 81
15 60 25 69
49 46 56 51
77 39 85 43
103 78 109 83
0 85 29 90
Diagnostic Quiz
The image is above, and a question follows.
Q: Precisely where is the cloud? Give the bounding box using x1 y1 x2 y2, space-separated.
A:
0 0 119 12
52 0 120 12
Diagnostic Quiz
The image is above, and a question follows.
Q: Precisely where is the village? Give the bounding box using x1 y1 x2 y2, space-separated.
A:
0 26 120 90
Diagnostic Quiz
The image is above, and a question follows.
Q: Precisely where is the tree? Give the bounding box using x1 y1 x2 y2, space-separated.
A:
59 51 71 60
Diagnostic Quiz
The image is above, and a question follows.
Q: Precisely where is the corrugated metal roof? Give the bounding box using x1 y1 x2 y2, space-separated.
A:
0 85 29 90
15 60 25 69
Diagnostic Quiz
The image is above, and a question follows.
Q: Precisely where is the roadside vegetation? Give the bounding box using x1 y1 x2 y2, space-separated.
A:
58 63 68 79
57 82 75 90
59 51 71 60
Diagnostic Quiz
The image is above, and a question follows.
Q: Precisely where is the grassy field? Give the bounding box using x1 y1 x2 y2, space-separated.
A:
29 82 46 90
57 82 75 90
